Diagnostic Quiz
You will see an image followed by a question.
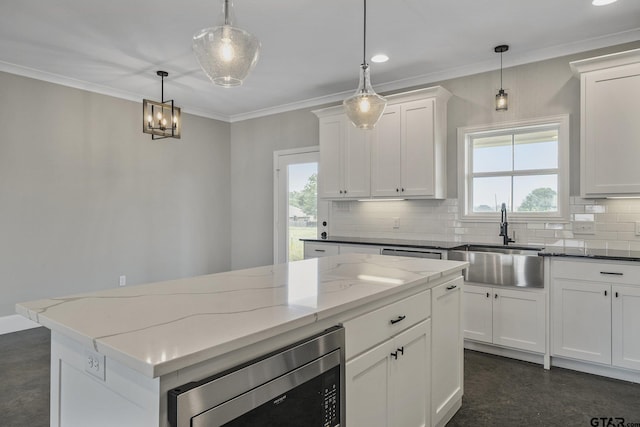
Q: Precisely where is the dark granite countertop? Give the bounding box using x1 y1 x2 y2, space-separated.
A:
539 247 640 262
300 236 461 250
302 237 640 262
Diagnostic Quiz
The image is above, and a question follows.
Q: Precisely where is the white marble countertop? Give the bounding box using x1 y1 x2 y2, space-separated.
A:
16 254 466 378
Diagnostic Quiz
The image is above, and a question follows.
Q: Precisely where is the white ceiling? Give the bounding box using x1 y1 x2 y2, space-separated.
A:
1 0 639 122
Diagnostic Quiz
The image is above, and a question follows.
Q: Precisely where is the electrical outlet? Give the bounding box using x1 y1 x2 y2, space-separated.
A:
573 221 595 235
84 348 105 381
119 275 126 287
392 217 400 229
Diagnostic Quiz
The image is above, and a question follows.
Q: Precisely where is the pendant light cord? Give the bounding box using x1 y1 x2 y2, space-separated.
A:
161 73 164 103
500 51 503 90
362 0 367 67
224 0 230 25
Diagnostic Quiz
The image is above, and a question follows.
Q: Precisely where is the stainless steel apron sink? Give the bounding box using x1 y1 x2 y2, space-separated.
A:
448 244 544 288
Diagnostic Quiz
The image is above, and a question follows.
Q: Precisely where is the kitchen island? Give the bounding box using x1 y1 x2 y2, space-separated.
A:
17 254 467 427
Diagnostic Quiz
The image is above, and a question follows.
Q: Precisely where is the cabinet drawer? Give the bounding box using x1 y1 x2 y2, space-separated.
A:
304 243 339 259
552 259 640 285
344 290 431 360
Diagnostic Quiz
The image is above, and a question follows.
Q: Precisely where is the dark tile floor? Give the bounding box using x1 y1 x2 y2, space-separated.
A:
2 327 640 427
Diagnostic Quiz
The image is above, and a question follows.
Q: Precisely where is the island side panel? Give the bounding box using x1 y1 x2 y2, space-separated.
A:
51 331 160 427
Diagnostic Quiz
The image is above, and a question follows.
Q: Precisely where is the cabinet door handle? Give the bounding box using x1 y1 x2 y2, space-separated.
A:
446 285 457 290
314 249 326 252
494 293 499 299
390 351 398 360
397 346 404 355
604 290 608 296
486 292 490 298
600 271 623 276
396 188 399 192
344 190 347 194
339 190 343 194
615 291 619 298
390 315 406 325
401 188 405 192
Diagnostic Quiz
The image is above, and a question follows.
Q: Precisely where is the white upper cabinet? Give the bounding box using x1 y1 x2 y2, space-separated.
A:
571 49 640 197
371 88 451 199
316 114 371 199
313 86 451 200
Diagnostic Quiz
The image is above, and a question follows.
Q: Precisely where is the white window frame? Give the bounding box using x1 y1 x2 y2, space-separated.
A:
457 114 570 222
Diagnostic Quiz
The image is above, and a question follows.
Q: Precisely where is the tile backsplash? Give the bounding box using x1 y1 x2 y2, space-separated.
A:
329 197 640 250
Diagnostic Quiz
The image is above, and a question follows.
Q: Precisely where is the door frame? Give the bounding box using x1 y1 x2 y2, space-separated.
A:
273 146 321 264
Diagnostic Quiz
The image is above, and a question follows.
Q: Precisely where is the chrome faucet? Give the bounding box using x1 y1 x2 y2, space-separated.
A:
499 203 515 245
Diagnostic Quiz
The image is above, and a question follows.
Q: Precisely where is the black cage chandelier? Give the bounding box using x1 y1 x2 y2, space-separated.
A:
143 71 182 140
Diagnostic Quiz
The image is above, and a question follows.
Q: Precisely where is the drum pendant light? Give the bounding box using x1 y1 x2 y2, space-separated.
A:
193 0 260 87
495 44 509 111
343 0 386 129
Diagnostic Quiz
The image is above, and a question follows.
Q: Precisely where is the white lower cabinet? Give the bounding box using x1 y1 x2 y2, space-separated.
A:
431 278 463 427
552 279 611 364
551 259 640 372
612 285 640 370
346 320 431 427
463 285 546 354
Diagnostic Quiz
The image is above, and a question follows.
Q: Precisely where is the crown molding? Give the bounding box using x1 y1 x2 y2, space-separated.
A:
2 28 638 124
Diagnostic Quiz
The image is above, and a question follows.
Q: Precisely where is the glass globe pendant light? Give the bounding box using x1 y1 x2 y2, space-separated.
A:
343 0 386 129
193 0 260 87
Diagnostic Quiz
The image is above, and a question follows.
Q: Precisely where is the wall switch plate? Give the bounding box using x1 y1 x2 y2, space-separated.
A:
573 221 595 235
84 348 106 381
392 217 400 229
119 275 126 287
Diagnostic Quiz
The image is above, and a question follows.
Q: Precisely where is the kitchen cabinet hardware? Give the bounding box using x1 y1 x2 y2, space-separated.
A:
600 271 623 276
446 285 457 290
486 292 490 298
494 293 498 299
390 315 406 325
397 346 404 355
616 291 619 298
314 249 326 252
605 290 608 296
390 350 398 360
339 190 343 194
396 188 399 192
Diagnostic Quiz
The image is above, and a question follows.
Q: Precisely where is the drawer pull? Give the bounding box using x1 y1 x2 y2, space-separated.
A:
446 285 457 290
314 249 326 252
397 346 404 355
390 315 406 325
390 351 398 360
600 271 623 276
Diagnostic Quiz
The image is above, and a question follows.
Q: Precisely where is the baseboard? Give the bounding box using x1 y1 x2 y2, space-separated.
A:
464 340 546 366
552 357 640 384
0 314 40 335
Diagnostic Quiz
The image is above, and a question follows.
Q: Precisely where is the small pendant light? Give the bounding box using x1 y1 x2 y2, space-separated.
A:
343 0 386 130
193 0 260 88
495 44 509 111
493 44 509 111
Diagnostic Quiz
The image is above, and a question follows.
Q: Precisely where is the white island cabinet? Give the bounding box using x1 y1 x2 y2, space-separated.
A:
16 254 467 427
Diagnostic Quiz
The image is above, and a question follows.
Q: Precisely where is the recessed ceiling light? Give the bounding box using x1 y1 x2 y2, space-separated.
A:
592 0 617 5
371 54 389 63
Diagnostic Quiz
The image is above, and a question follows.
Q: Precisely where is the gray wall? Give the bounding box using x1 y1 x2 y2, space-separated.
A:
0 72 231 316
230 109 319 269
229 41 640 269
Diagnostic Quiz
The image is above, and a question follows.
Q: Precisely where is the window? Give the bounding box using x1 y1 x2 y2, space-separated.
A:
458 115 569 221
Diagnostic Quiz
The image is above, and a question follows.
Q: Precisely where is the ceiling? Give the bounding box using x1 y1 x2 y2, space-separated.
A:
1 0 639 122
